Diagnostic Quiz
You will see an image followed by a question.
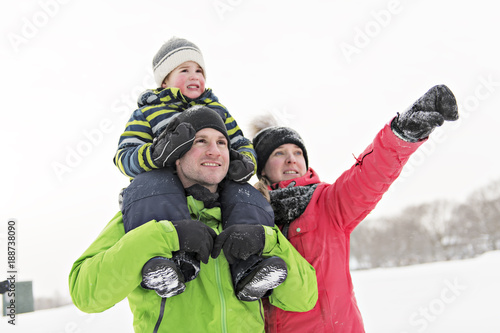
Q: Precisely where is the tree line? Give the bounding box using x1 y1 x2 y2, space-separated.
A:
350 179 500 269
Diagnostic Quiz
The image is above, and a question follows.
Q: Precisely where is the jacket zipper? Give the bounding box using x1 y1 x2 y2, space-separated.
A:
153 297 166 333
215 255 227 333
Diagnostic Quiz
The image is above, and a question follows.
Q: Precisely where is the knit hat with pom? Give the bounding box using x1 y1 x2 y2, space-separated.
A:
252 126 309 179
152 37 206 87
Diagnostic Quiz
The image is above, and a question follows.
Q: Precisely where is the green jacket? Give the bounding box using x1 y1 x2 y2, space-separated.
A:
69 196 318 333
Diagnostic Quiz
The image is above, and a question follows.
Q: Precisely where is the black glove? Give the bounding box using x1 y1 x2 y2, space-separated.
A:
171 220 217 264
391 85 459 142
151 121 196 168
211 225 265 264
227 150 255 183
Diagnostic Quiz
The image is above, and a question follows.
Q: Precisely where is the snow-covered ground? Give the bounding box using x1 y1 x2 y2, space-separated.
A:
0 298 134 333
2 251 499 332
354 251 500 333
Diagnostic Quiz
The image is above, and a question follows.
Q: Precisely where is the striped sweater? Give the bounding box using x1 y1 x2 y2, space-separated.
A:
114 87 256 178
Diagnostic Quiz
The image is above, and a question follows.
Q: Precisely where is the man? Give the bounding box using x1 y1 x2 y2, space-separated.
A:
69 106 318 333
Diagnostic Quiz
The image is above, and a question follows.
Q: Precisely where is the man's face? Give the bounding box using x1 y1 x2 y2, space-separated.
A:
261 143 307 184
162 61 205 99
175 128 229 193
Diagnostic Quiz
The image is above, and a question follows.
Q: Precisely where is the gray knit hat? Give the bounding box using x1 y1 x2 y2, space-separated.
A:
252 126 309 179
152 37 206 87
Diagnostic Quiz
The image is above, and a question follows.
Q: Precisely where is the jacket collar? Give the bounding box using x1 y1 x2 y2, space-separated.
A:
186 195 221 224
138 87 215 107
159 87 214 102
270 168 320 190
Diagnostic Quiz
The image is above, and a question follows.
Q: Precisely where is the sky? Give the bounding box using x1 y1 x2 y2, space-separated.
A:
3 251 499 332
0 0 499 301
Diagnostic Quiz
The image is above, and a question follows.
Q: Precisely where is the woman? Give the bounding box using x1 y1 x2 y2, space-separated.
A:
253 85 458 332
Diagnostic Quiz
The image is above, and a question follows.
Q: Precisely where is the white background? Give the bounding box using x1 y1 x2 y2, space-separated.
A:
0 0 499 312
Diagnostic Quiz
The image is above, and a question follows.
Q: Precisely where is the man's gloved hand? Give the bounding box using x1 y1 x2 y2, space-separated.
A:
391 85 459 142
151 121 196 168
211 225 265 264
170 220 217 264
227 150 255 183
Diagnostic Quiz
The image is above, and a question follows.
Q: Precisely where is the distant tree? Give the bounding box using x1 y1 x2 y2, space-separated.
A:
461 179 500 251
351 178 500 269
388 210 435 265
450 202 485 257
350 219 383 269
351 213 432 268
407 200 458 260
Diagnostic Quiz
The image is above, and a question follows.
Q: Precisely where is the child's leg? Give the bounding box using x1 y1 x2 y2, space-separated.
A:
122 168 190 232
220 181 287 301
220 180 275 229
121 168 199 297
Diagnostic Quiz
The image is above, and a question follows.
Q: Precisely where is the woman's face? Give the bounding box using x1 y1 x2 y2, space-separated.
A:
261 143 307 184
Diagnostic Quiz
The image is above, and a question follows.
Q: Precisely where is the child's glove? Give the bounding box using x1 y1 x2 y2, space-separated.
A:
137 89 161 107
151 122 196 168
227 150 255 183
169 220 217 264
391 85 459 142
211 225 265 264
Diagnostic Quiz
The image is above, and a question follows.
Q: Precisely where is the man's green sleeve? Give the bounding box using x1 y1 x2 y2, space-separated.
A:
68 213 179 313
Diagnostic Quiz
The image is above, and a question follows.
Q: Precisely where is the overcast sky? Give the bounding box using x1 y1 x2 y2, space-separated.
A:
1 0 499 300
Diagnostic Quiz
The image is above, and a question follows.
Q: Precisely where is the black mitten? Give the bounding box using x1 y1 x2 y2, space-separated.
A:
170 220 217 264
152 122 196 168
227 150 255 183
211 225 265 264
391 85 459 142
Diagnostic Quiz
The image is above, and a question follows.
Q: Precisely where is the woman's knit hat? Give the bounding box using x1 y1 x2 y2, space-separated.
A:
252 126 309 179
152 37 206 87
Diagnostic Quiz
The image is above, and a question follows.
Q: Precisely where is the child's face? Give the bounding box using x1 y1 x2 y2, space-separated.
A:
162 61 205 99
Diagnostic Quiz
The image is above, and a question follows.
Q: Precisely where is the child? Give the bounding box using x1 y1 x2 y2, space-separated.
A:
114 37 287 301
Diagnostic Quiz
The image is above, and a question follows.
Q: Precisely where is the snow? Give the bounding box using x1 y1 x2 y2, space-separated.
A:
0 299 133 333
2 251 498 332
353 251 500 333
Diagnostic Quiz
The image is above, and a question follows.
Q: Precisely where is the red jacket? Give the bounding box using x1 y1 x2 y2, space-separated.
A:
264 123 424 332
